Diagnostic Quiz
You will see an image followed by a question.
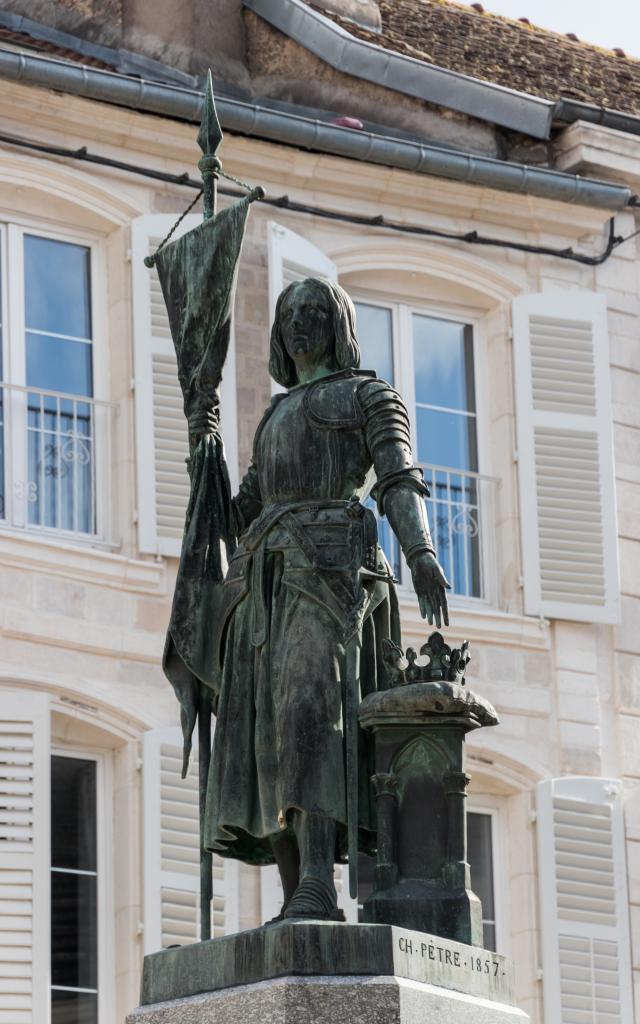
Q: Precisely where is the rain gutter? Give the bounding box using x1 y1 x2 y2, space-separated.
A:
0 9 196 87
242 0 556 140
0 48 634 210
554 99 640 139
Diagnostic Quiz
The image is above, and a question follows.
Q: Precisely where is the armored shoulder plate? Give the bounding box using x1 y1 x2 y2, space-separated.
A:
303 369 376 430
356 377 412 452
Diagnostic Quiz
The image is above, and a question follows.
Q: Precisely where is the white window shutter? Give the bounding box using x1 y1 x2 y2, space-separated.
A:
513 293 619 623
267 222 337 323
131 215 238 556
142 725 239 954
537 776 634 1024
0 690 50 1024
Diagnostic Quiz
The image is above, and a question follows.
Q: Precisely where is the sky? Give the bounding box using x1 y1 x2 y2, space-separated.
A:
455 0 640 59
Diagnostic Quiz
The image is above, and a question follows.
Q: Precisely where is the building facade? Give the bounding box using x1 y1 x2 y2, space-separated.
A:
0 1 639 1022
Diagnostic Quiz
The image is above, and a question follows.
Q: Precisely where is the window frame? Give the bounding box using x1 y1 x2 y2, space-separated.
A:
466 800 508 957
50 745 114 1024
0 215 113 547
352 289 495 606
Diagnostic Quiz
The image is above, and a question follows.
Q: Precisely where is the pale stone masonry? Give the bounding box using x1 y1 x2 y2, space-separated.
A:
0 4 639 1023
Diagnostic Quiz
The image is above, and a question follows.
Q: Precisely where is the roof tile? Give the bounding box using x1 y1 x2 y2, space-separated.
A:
309 0 640 114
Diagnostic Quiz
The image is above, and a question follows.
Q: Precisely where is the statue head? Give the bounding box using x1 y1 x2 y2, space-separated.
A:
269 278 360 388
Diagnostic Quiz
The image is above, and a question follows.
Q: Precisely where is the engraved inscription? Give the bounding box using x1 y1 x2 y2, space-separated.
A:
392 928 514 1004
397 935 504 978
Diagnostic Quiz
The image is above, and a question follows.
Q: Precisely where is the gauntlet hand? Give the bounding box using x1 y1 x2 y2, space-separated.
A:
188 405 219 442
409 551 451 629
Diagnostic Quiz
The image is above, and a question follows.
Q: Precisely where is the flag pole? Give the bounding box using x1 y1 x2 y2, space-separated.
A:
196 68 222 943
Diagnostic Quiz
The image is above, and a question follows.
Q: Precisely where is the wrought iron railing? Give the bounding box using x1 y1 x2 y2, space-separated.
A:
370 463 498 602
0 381 117 544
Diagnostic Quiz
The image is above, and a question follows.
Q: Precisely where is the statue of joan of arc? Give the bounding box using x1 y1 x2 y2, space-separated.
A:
153 80 449 924
201 276 448 920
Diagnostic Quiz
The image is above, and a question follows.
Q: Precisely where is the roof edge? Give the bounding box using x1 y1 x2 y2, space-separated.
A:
0 47 633 211
0 9 197 87
242 0 555 139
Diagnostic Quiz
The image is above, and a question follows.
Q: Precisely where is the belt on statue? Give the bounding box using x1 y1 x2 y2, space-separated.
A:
247 498 367 649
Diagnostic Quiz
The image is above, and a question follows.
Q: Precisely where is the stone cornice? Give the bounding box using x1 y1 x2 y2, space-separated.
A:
398 594 551 652
0 78 614 240
0 529 166 595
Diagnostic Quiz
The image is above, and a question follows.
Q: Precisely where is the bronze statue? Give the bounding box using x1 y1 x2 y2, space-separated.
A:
202 277 450 921
153 76 449 932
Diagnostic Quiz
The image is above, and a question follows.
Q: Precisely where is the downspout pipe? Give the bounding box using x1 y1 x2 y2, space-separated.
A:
0 48 634 211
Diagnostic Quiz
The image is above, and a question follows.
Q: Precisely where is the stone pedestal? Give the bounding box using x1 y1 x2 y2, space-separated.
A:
127 974 528 1024
127 921 529 1024
359 633 499 945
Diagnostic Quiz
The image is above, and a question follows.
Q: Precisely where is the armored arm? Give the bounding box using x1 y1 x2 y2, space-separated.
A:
359 379 434 559
358 379 449 626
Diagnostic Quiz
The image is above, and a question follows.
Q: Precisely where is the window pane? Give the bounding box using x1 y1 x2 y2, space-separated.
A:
24 236 91 339
26 334 93 398
51 757 97 871
51 871 98 989
425 482 481 599
416 407 478 471
354 303 394 383
467 812 496 952
26 381 95 535
413 315 475 412
51 989 97 1024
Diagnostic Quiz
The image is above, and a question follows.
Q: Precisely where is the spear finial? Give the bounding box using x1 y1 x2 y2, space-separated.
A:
198 69 223 221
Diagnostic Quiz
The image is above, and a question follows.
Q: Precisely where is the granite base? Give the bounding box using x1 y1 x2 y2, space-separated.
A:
127 974 529 1024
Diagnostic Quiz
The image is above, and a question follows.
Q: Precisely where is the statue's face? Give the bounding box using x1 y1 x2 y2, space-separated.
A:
280 283 334 365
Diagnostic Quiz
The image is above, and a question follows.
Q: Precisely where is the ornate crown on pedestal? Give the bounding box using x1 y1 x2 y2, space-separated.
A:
382 632 471 688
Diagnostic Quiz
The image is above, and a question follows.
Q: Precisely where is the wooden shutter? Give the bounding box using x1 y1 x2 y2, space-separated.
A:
537 776 633 1024
142 726 239 953
131 215 238 556
513 293 619 623
0 690 50 1024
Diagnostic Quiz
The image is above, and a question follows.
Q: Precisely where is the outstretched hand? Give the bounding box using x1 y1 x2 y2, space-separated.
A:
409 551 451 629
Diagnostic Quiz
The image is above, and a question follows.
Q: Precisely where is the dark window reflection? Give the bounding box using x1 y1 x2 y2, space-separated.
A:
51 757 96 871
51 756 98 1019
52 989 98 1024
51 872 98 989
468 811 496 951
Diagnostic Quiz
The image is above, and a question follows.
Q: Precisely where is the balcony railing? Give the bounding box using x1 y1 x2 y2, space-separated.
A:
0 381 117 544
371 463 498 603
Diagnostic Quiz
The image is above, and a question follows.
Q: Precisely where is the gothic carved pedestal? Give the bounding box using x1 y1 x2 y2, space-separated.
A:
359 632 498 945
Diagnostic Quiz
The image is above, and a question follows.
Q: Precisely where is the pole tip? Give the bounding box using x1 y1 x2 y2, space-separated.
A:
198 68 223 158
